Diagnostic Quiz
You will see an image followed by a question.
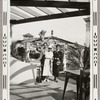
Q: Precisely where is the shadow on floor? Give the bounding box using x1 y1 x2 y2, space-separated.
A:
10 83 77 100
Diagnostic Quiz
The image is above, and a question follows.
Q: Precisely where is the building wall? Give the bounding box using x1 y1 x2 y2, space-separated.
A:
23 36 33 40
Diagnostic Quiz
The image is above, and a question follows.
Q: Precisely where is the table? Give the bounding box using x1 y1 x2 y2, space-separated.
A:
62 69 90 100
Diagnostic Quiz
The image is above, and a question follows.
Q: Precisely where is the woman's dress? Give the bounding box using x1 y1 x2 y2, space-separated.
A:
43 51 53 76
53 51 63 77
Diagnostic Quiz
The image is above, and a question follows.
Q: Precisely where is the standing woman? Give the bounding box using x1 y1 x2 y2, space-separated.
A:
53 44 63 82
43 46 53 82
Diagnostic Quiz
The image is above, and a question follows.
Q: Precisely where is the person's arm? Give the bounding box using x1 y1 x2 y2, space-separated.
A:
52 51 55 60
36 51 43 61
59 51 63 62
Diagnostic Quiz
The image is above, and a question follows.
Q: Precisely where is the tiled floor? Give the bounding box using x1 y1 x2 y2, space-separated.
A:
10 76 77 100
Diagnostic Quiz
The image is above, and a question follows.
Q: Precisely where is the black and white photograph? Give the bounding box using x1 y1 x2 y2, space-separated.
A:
5 0 91 100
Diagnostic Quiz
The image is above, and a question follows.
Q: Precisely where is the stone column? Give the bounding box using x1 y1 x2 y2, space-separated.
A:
84 17 90 47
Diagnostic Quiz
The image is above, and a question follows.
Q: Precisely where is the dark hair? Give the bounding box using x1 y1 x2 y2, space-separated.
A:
56 44 61 48
48 47 52 49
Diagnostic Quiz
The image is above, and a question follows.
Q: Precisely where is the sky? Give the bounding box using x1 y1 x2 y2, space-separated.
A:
11 15 89 45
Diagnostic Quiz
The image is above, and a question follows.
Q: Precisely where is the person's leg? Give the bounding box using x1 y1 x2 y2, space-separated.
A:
41 65 43 78
53 63 57 81
41 56 45 80
54 76 58 82
54 66 59 82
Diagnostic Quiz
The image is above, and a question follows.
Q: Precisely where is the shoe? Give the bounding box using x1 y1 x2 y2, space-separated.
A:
54 80 58 83
43 79 47 82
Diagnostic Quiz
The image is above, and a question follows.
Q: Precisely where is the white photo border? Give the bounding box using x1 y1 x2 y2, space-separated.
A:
2 0 98 100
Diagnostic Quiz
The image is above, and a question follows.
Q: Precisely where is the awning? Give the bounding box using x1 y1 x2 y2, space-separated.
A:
10 0 90 24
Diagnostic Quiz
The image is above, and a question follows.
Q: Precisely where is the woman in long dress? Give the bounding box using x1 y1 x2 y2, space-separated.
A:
53 44 63 82
43 46 53 82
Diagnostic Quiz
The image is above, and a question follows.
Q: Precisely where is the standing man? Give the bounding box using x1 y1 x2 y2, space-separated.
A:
53 44 63 82
38 30 46 81
40 44 46 81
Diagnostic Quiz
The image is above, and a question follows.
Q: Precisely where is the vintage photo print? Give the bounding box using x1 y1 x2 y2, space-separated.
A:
2 0 98 100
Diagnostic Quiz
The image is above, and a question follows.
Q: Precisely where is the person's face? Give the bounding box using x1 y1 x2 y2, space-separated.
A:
56 46 60 51
44 45 47 49
48 48 52 52
44 46 48 51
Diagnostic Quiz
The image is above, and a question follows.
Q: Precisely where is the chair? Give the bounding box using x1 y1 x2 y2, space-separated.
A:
80 69 90 100
62 69 90 100
62 70 80 100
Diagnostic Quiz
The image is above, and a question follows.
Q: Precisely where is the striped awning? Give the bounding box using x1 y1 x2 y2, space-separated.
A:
10 0 90 24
